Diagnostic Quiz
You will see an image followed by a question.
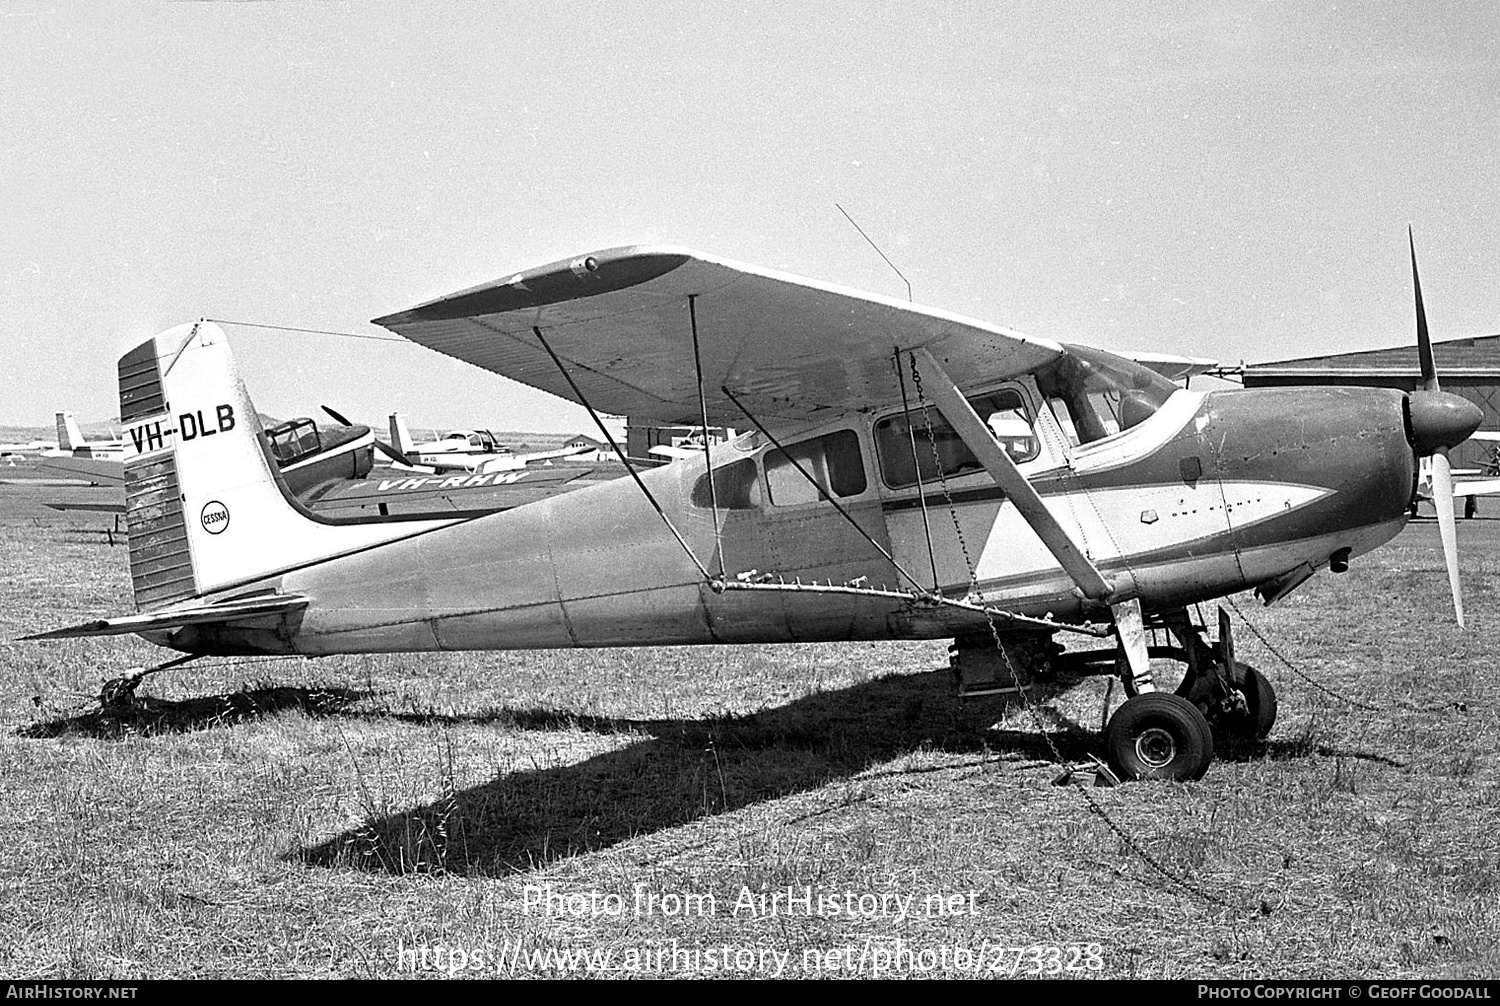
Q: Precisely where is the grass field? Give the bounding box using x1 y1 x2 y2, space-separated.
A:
0 478 1496 979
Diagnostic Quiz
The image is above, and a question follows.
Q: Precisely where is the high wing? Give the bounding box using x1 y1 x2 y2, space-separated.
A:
373 246 1065 431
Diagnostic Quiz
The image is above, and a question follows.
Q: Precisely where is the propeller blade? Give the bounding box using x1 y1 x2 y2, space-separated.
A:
321 405 355 427
323 404 412 465
1410 227 1439 393
1430 449 1465 627
370 438 413 466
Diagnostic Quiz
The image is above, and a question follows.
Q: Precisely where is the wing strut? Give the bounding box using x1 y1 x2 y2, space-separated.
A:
909 347 1117 603
688 295 726 578
531 325 713 583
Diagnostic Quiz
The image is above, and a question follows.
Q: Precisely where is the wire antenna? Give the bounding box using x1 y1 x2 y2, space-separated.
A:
835 203 913 302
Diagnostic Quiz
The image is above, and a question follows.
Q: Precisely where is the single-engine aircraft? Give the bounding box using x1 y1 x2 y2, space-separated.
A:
27 236 1482 783
36 412 126 485
384 413 590 473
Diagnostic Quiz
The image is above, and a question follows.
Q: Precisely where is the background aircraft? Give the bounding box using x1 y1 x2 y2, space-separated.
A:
1413 430 1500 518
44 409 627 523
36 412 125 485
647 427 735 462
29 241 1480 787
0 435 58 457
382 413 590 473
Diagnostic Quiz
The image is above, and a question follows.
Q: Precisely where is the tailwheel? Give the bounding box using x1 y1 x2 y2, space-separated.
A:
1219 662 1277 741
1176 659 1277 741
1104 693 1214 782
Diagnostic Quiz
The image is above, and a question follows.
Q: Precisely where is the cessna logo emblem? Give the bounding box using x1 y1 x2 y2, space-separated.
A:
200 500 230 534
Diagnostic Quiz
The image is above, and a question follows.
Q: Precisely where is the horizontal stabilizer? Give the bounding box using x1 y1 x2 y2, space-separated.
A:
45 501 128 514
21 593 309 641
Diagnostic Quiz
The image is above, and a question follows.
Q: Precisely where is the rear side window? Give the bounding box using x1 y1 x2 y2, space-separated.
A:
690 458 761 509
765 429 867 506
875 388 1037 488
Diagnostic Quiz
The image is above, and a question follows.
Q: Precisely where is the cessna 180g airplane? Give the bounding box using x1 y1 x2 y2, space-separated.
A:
28 237 1482 782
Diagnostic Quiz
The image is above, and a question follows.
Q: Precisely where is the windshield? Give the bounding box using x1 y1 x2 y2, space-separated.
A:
1036 345 1179 446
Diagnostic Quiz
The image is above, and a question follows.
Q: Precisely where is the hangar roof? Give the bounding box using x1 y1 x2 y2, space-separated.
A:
1244 333 1500 379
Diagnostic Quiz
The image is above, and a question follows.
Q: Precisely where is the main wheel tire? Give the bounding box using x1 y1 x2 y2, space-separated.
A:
1104 693 1215 781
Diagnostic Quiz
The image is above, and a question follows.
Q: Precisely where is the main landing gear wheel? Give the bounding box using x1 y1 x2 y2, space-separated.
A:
1104 693 1215 782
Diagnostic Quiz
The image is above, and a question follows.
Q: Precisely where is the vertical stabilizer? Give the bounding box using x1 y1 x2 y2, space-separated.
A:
389 413 415 457
119 322 456 611
56 412 84 452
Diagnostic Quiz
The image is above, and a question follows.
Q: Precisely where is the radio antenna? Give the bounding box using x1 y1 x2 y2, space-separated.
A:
836 203 913 302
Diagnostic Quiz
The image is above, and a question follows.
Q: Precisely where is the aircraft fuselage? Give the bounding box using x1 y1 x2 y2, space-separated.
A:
166 382 1415 656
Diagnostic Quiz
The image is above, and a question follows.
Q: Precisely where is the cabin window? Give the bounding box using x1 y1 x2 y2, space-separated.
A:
690 458 762 509
1037 345 1178 447
765 429 867 505
875 388 1038 489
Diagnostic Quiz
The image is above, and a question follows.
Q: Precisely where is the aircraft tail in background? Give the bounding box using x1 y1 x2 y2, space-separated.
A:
388 413 416 458
55 412 85 452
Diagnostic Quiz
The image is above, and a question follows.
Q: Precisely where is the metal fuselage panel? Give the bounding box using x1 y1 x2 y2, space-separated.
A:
185 385 1415 656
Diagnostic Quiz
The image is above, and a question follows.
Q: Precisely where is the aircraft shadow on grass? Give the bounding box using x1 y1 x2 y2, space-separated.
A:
14 668 1399 876
295 668 1060 877
291 668 1401 878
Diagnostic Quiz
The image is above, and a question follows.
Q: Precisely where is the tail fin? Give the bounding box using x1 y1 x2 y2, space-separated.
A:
389 412 415 457
120 322 455 611
56 412 84 451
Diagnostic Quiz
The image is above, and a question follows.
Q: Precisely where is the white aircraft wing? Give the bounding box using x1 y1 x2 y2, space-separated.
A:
1453 478 1500 498
516 445 591 464
648 444 702 461
373 246 1065 431
37 455 126 487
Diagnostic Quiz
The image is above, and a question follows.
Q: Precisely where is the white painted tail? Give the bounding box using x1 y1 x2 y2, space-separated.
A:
55 412 84 452
389 412 415 457
119 322 454 610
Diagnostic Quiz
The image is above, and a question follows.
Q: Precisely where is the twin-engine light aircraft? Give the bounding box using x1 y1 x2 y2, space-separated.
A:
28 239 1482 782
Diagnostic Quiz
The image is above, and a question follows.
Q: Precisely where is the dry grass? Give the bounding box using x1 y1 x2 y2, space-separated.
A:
1 491 1497 979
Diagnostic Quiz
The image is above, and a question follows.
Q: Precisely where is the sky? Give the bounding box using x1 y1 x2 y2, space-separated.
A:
3 2 1498 432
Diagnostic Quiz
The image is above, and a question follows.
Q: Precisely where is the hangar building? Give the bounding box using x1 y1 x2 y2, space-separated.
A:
1241 334 1500 472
